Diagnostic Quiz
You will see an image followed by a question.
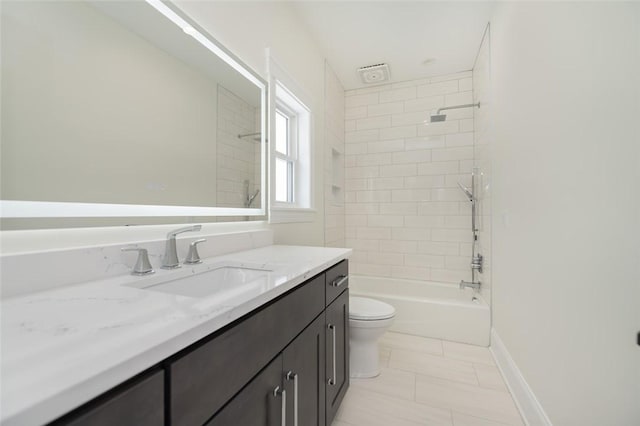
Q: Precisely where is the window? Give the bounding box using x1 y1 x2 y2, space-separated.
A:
269 78 313 223
274 109 295 203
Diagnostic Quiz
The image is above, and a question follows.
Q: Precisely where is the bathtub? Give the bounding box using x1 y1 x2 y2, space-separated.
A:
349 275 490 346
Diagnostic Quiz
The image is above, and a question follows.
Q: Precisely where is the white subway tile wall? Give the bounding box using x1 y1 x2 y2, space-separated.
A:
324 62 346 248
345 72 475 284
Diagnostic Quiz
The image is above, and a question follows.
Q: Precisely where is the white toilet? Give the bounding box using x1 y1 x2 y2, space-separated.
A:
349 296 396 378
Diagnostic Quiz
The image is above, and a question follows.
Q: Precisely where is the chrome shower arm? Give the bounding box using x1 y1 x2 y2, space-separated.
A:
436 102 480 114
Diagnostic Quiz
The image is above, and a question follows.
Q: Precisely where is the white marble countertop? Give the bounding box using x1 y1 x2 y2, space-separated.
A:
0 245 351 426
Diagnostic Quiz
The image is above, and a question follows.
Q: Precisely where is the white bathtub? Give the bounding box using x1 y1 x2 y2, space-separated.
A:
349 275 490 346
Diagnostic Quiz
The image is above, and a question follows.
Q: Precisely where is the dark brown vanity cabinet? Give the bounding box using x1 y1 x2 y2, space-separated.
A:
51 260 349 426
207 313 327 426
199 260 350 426
170 274 325 426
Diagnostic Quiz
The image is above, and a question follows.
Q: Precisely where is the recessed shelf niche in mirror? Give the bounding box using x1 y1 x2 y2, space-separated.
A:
0 0 266 226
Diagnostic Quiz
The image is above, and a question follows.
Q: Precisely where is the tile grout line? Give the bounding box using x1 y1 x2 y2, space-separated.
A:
451 410 517 426
472 362 482 388
387 367 480 390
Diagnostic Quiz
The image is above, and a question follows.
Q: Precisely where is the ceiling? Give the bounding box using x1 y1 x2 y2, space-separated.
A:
290 1 495 90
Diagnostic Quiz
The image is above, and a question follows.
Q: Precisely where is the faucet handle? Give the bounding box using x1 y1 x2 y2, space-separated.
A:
184 239 206 265
121 247 155 276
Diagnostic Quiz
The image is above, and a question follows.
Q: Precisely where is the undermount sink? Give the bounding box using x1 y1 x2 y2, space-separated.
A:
130 265 272 299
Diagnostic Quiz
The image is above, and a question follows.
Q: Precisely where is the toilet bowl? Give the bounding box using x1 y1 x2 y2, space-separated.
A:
349 296 395 378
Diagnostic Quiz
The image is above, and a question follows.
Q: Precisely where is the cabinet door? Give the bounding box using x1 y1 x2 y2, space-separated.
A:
282 314 325 426
206 355 283 426
325 289 349 425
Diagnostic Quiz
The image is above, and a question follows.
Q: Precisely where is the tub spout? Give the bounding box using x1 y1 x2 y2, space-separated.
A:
460 280 481 291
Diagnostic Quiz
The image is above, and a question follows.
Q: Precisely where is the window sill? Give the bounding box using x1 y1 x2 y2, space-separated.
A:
269 207 316 224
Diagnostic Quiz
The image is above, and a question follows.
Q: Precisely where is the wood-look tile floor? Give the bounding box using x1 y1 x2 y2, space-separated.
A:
333 332 524 426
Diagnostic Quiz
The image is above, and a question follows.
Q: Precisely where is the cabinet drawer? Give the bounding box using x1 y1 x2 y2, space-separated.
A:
170 274 325 426
54 370 164 426
325 260 349 306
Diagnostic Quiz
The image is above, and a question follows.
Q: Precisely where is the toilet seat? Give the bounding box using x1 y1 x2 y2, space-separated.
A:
350 296 395 321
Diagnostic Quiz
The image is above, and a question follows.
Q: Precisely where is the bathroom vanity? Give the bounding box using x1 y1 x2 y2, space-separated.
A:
1 244 350 426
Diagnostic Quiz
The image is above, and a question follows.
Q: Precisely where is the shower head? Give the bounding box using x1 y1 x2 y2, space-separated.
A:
457 182 474 202
430 114 447 122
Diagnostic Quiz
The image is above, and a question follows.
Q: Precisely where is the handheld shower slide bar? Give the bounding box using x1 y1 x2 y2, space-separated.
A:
457 169 483 291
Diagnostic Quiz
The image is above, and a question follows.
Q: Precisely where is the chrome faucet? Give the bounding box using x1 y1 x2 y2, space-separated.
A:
161 225 202 269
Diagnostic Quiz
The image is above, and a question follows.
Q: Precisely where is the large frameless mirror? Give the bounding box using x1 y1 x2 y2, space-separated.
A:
0 0 266 228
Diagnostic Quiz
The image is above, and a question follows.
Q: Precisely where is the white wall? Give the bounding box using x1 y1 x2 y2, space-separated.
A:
344 73 476 283
490 3 640 425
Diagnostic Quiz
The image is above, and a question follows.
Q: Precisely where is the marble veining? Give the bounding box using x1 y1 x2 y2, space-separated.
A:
1 244 351 426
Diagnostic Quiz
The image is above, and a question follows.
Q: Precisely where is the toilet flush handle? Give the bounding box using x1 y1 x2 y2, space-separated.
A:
331 275 348 288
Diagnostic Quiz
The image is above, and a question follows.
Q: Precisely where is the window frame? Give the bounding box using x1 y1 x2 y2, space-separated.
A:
268 55 315 224
274 106 297 204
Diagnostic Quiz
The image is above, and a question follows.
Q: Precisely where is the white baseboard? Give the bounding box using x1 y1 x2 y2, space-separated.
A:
490 328 553 426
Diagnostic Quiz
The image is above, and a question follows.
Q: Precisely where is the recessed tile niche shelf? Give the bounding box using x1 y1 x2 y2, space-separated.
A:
331 148 345 207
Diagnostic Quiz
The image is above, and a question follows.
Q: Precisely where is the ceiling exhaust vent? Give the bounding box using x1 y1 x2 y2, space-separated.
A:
357 63 390 84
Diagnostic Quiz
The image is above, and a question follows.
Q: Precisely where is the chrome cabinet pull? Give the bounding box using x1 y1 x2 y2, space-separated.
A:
331 275 348 288
327 324 336 385
285 371 298 426
273 386 286 426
